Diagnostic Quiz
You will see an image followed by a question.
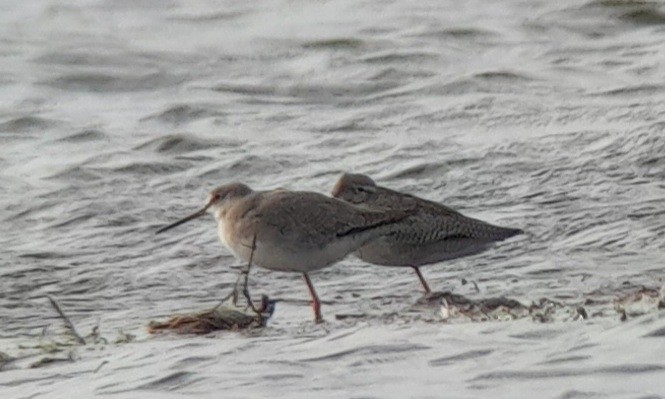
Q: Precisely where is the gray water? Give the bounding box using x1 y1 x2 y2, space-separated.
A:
2 0 665 397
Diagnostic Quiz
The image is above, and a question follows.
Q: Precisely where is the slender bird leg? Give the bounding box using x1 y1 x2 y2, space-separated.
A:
302 272 323 323
214 234 258 313
411 266 432 294
241 234 263 321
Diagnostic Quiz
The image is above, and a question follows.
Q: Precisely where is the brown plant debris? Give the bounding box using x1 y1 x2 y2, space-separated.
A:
148 296 276 335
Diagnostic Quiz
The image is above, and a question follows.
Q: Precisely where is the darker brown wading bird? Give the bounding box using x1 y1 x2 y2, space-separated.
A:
332 173 523 294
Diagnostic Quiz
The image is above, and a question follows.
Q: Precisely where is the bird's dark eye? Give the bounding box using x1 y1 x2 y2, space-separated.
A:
356 187 366 193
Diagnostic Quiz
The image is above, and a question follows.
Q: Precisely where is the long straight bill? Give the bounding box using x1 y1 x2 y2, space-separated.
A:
156 206 208 234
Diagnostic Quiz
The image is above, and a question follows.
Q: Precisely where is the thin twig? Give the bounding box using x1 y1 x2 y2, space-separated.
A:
46 295 86 345
93 360 109 373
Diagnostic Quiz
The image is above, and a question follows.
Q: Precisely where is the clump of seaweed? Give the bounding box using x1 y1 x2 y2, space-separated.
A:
416 283 665 324
148 295 276 335
423 291 534 322
614 285 665 321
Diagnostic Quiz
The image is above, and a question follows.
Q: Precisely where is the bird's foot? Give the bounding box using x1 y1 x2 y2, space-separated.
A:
418 290 460 305
242 287 264 324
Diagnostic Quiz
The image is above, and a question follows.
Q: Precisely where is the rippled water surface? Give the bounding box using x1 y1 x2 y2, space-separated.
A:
2 0 665 398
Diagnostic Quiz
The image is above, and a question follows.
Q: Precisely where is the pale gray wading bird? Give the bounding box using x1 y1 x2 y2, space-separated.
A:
156 183 411 323
331 173 523 294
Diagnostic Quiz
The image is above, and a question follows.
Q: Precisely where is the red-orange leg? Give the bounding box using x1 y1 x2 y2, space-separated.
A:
302 272 323 323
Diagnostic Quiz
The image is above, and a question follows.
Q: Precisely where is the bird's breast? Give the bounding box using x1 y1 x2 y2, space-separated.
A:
216 216 249 259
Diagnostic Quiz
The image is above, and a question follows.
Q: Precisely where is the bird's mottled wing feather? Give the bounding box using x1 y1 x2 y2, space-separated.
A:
259 191 408 244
